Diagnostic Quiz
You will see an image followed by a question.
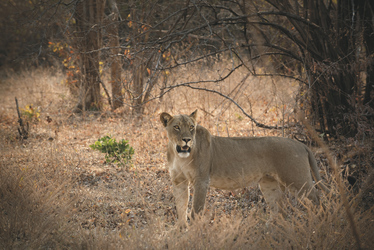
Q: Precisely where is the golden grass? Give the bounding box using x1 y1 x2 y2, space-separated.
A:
0 65 373 249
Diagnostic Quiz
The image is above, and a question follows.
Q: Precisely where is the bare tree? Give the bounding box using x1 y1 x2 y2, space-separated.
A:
246 0 374 138
73 0 106 112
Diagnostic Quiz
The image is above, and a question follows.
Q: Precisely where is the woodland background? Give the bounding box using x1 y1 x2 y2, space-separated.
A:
0 0 373 249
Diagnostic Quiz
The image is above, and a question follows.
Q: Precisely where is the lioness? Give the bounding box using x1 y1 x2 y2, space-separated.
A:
160 110 327 227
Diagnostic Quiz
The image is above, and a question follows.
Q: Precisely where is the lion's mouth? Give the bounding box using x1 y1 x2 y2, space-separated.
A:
176 145 191 154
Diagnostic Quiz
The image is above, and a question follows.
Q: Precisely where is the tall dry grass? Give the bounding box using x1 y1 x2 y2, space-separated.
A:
0 65 373 249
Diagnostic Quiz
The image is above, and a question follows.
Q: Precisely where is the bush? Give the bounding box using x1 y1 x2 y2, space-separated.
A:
90 135 134 167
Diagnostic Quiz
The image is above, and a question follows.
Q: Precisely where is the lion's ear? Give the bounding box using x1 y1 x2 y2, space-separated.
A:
189 109 198 121
160 112 173 127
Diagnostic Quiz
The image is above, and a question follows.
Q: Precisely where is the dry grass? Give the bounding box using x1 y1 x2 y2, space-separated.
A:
0 65 373 249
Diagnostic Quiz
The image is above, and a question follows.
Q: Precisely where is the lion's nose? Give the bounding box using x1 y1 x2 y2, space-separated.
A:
182 138 191 143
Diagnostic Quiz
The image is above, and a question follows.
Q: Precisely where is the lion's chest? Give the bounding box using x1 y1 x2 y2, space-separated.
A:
170 157 196 181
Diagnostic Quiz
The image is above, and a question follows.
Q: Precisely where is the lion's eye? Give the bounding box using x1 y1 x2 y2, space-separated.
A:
189 125 195 131
174 125 180 131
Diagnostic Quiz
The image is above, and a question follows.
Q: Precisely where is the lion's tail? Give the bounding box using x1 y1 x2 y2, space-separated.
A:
307 147 330 194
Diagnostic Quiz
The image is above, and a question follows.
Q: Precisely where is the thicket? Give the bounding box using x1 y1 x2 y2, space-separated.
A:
1 0 373 140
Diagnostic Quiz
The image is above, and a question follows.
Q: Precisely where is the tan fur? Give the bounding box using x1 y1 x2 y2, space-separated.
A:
160 110 327 227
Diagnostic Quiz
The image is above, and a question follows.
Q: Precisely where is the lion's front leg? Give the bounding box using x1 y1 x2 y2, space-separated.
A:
171 173 189 228
191 178 209 220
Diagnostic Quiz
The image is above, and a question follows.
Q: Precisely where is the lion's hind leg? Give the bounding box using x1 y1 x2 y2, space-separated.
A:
258 175 284 215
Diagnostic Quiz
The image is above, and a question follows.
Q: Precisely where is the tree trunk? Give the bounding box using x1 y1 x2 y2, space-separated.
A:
108 0 122 110
73 0 106 112
132 60 145 115
128 6 158 116
360 0 374 111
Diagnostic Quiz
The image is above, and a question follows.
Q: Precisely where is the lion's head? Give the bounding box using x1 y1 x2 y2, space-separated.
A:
160 110 197 158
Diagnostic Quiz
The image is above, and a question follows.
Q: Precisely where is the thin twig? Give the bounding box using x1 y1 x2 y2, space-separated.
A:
184 85 284 130
98 78 112 107
15 97 29 140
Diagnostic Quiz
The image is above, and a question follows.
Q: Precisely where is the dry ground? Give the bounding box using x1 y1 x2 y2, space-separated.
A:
0 65 373 249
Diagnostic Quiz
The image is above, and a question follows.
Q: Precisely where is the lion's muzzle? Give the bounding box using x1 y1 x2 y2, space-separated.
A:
176 138 192 158
176 145 191 154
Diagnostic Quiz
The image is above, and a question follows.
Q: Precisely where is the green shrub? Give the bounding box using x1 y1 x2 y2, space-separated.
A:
90 135 134 167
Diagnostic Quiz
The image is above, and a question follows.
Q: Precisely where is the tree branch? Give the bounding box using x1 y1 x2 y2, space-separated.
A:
183 85 285 130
